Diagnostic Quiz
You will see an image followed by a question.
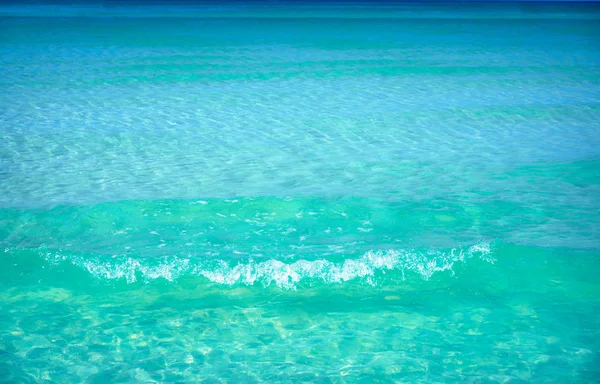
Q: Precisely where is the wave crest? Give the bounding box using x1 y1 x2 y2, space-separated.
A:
45 242 492 289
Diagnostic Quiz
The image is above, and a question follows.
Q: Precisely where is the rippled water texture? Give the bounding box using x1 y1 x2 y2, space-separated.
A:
1 2 600 382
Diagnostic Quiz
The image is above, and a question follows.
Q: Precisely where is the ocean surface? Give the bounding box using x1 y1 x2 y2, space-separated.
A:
1 1 600 382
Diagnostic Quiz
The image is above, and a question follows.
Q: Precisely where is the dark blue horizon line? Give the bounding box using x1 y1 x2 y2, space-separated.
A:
3 0 600 3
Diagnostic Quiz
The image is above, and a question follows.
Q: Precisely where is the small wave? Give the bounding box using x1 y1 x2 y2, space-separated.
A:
43 242 492 289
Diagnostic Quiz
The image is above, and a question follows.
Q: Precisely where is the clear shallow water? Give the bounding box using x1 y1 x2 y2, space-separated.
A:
1 2 600 382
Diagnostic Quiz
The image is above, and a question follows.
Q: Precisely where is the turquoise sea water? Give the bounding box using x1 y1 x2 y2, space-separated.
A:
1 2 600 382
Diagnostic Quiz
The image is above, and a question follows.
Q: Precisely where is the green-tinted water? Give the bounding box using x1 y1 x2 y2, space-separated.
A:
1 2 600 382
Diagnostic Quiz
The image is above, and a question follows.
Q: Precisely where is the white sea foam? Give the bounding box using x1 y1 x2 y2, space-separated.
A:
47 242 493 289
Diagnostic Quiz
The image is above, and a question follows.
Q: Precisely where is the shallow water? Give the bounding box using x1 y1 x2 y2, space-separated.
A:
1 2 600 382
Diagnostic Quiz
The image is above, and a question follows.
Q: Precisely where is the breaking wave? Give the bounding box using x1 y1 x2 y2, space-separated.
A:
38 242 493 290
